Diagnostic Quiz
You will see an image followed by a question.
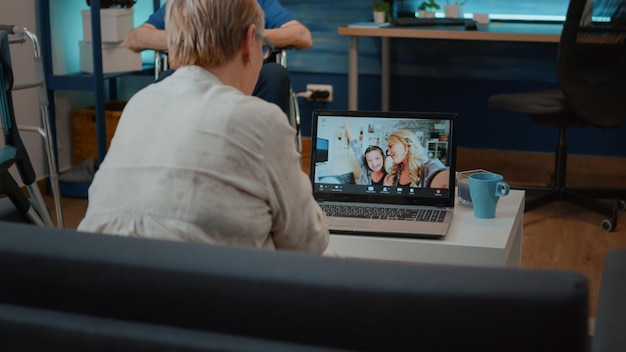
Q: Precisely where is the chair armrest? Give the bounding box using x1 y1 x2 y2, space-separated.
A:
592 249 626 352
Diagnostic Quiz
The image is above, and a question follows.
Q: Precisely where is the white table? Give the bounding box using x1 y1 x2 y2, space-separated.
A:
329 189 525 268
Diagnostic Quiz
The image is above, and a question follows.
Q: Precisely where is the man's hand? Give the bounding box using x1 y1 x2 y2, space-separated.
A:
264 20 312 50
124 24 168 53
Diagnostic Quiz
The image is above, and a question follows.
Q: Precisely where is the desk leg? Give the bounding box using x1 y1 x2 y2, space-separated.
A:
506 224 522 267
506 195 525 267
381 37 390 112
348 36 359 110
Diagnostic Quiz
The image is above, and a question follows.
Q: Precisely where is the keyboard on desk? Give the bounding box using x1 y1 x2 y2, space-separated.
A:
320 204 446 222
392 17 473 27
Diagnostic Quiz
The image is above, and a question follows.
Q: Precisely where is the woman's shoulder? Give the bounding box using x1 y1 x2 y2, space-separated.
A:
234 95 286 123
422 158 449 187
227 96 292 140
424 158 446 170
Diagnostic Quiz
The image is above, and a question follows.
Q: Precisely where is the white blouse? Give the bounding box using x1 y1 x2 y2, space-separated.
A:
78 66 329 254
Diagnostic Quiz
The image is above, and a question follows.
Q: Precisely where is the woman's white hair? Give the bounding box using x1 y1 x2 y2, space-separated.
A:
166 0 264 68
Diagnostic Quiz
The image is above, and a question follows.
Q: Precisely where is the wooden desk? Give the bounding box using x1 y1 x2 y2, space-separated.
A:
329 189 525 268
337 22 563 110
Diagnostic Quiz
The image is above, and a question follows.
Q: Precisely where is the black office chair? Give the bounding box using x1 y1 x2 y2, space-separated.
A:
488 0 626 231
0 30 52 226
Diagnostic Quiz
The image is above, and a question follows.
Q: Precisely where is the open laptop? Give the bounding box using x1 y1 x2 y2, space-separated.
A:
310 110 458 239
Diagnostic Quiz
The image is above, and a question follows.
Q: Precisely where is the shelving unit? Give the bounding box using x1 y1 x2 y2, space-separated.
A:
427 140 448 162
37 0 160 197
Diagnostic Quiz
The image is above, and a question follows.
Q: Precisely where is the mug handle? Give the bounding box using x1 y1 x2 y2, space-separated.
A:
495 181 510 197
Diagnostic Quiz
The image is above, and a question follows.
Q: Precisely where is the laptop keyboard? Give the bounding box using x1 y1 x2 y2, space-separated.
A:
320 204 446 222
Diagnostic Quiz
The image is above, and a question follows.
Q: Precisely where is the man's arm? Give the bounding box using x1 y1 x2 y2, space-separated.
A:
264 20 312 50
123 23 168 53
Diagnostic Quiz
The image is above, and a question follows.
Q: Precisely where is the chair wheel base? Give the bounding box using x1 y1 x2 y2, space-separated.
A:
601 218 615 232
521 188 624 231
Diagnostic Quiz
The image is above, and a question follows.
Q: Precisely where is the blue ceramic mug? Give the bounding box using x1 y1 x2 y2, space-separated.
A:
468 173 510 218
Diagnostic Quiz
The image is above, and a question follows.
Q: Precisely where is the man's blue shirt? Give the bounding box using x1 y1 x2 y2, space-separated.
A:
146 0 294 30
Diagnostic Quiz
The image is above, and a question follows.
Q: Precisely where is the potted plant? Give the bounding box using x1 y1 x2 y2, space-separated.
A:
444 0 466 19
418 0 440 18
371 0 391 23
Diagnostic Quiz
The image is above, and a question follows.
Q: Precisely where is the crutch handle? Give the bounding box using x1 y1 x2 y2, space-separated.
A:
0 25 17 35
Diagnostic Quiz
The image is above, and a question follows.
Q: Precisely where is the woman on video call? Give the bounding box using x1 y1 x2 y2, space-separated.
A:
383 129 447 188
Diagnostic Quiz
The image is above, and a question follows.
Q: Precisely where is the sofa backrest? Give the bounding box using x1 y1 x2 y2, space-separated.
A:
0 302 345 352
0 221 589 351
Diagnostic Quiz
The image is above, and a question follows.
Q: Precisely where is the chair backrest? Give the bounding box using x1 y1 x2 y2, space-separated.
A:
558 0 626 128
153 49 291 80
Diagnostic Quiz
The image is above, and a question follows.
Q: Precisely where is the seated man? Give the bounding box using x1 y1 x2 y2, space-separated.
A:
124 0 312 115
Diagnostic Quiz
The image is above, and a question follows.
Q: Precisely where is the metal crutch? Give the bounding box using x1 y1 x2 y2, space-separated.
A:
3 24 63 227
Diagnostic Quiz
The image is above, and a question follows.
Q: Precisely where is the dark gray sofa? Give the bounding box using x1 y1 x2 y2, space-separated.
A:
0 221 622 351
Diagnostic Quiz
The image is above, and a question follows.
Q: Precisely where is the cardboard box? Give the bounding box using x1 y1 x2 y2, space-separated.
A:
71 101 126 166
79 40 142 73
82 8 134 42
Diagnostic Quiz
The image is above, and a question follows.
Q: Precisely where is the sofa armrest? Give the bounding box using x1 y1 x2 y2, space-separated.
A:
592 249 626 352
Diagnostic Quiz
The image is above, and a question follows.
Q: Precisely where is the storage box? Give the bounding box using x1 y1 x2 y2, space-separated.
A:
79 40 142 73
71 101 126 166
82 8 134 42
456 169 494 207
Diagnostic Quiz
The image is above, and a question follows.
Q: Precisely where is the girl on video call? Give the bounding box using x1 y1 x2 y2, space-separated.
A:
344 121 388 185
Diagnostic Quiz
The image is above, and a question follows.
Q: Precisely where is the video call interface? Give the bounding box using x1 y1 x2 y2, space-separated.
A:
312 115 453 199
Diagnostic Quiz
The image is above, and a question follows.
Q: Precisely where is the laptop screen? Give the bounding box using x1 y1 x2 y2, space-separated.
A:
310 110 457 207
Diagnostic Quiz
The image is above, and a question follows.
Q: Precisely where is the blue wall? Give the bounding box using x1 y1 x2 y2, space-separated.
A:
280 0 626 158
48 0 626 158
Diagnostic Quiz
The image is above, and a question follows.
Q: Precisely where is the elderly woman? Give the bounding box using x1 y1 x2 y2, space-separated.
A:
383 129 447 188
78 0 329 254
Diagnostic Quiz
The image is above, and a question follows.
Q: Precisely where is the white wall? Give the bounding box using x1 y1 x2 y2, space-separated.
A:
0 0 51 183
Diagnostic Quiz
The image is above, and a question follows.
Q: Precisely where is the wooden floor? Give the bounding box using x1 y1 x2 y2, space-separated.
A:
45 137 626 318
